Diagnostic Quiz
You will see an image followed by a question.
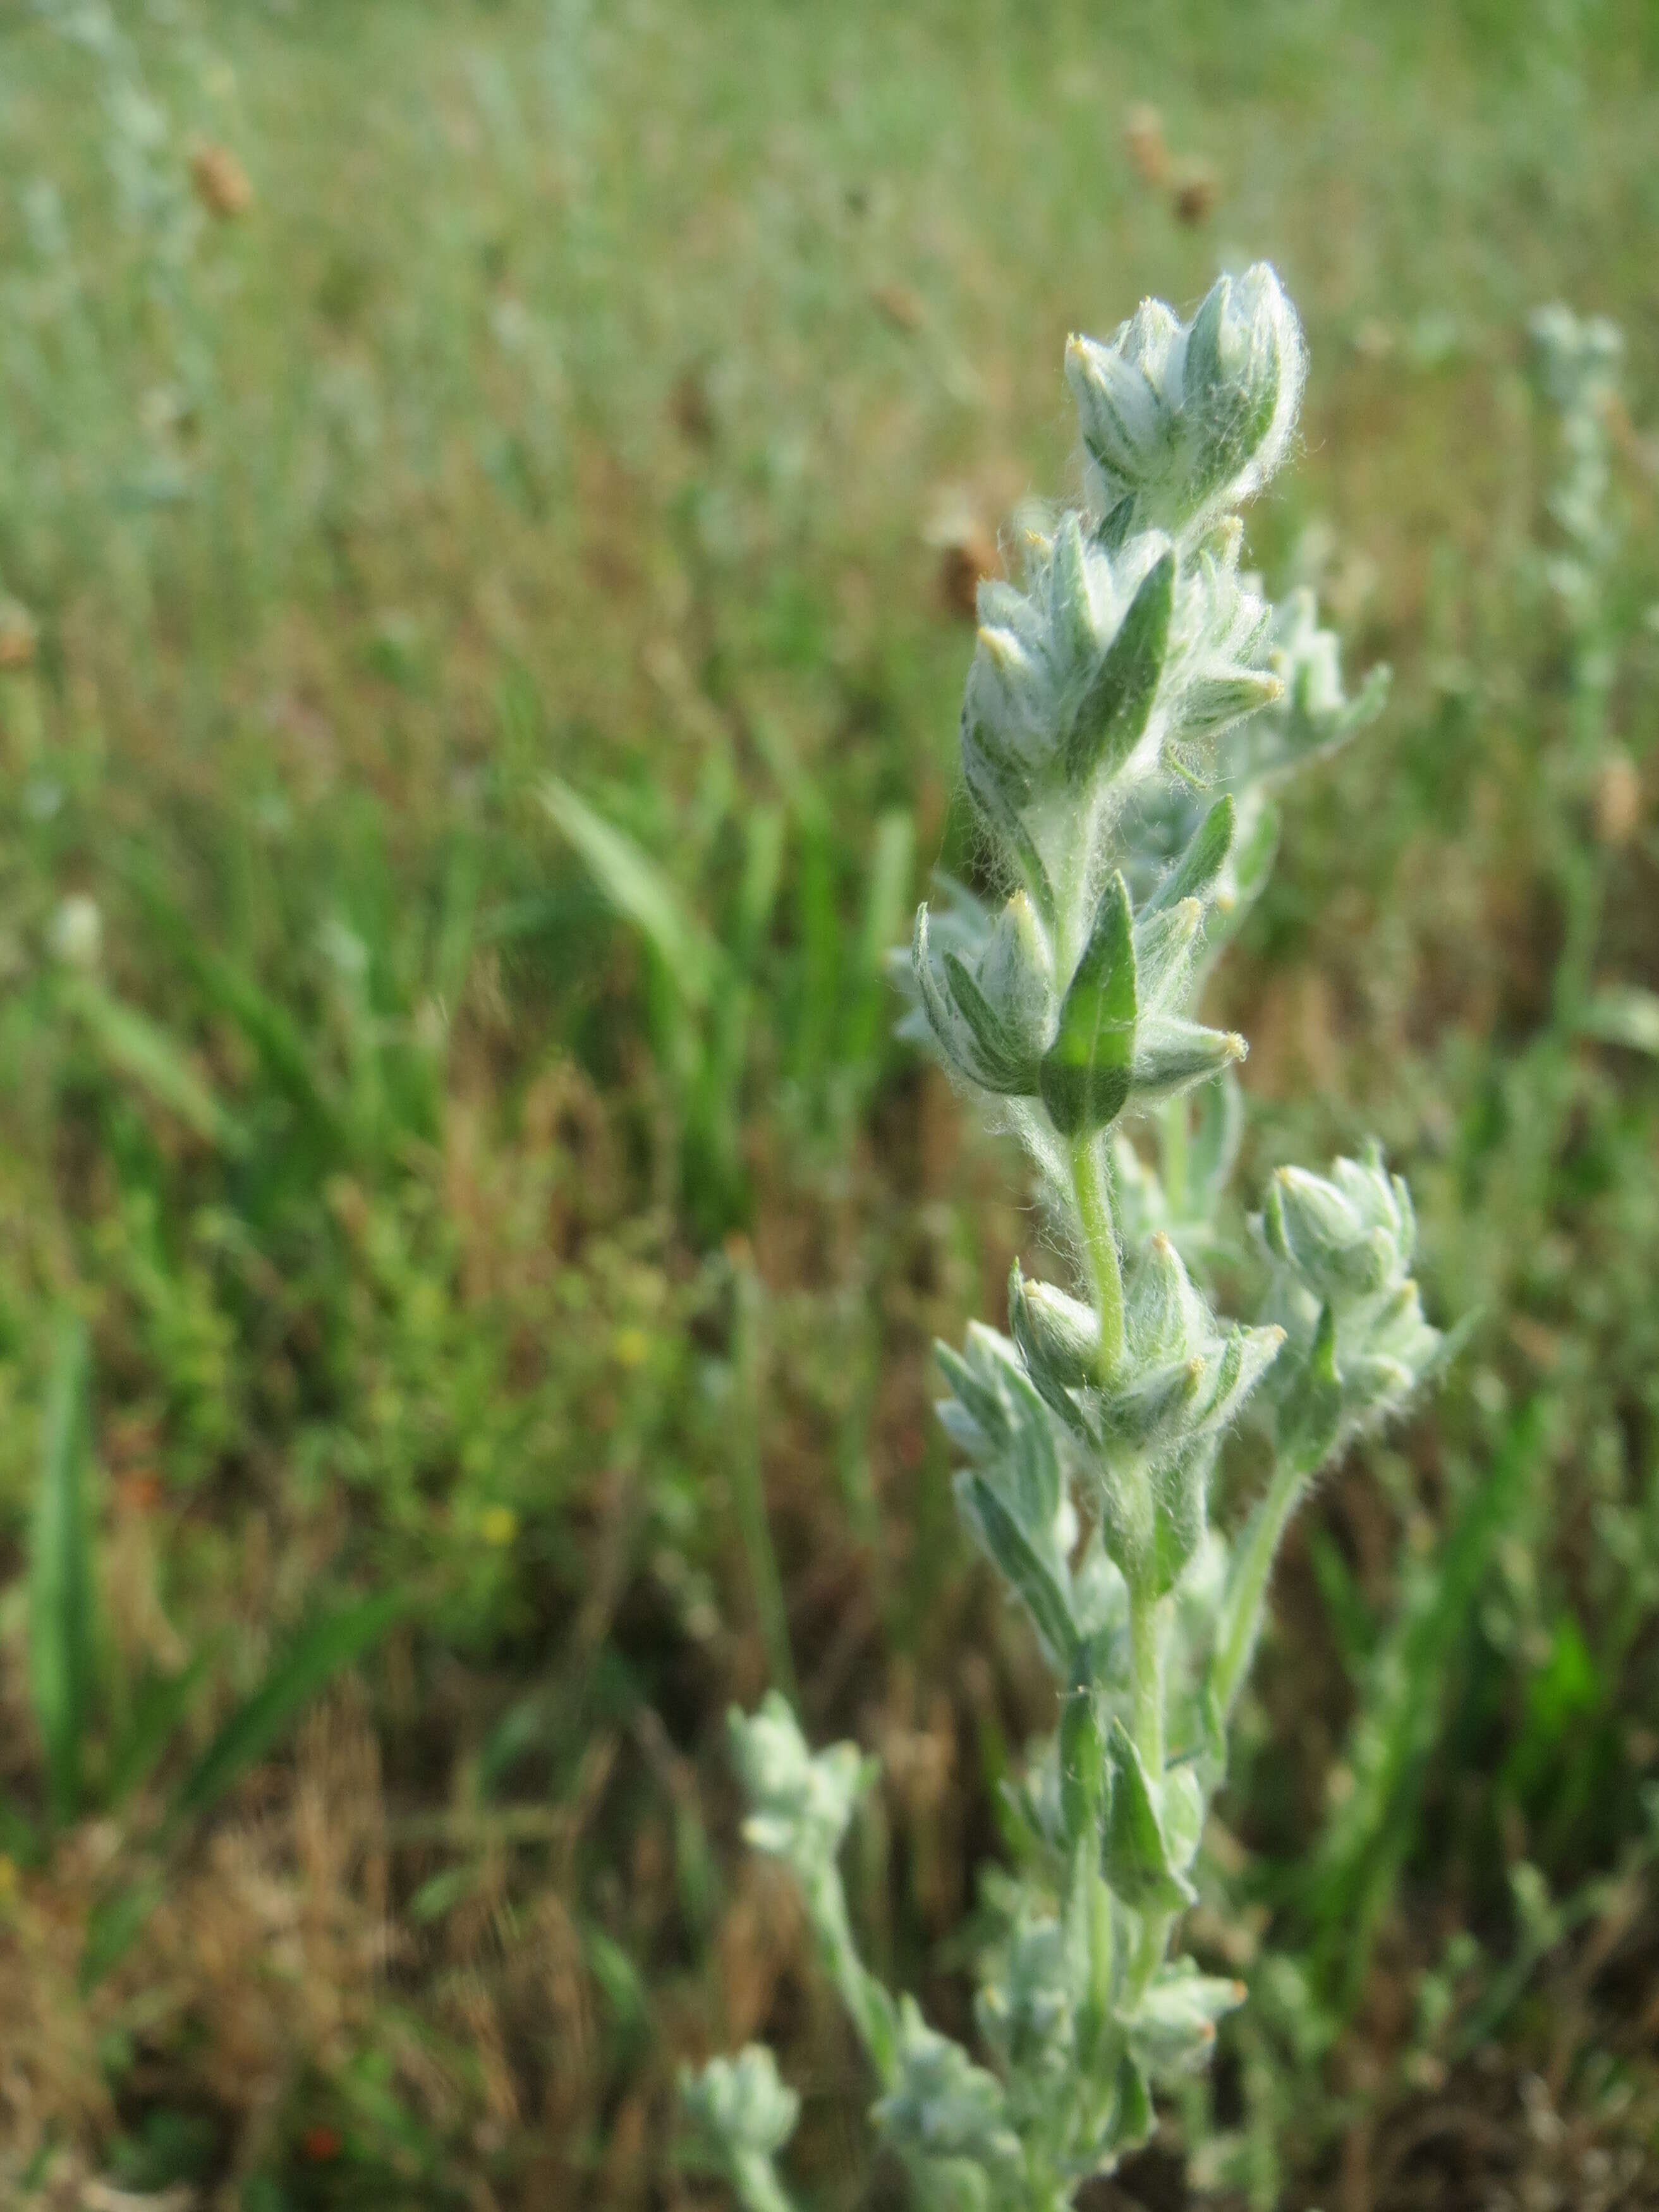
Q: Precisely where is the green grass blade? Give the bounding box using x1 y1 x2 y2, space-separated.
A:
1579 985 1659 1055
105 1656 210 1811
119 853 346 1148
1307 1402 1545 2007
169 1590 410 1828
63 977 248 1156
842 807 914 1073
733 804 786 966
80 1873 166 1994
790 804 839 1095
28 1313 95 1827
543 777 716 1010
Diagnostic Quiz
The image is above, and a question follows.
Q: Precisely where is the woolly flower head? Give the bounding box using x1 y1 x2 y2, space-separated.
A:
1066 265 1306 540
1258 1146 1445 1447
729 1692 873 1878
961 515 1277 827
681 2046 800 2162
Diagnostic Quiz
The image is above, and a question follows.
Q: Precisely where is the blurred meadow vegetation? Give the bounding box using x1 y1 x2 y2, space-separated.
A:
2 0 1659 2206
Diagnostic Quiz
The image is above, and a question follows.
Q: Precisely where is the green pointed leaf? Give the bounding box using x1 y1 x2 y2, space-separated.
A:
1064 552 1174 787
1182 275 1281 511
1093 494 1138 553
935 1327 1069 1528
915 908 1016 1092
1170 669 1285 746
942 952 1036 1091
961 736 1055 927
1142 796 1236 917
1195 1330 1246 1426
1052 512 1098 668
1113 2053 1154 2151
933 1337 1010 1454
1158 1765 1205 1874
29 1315 95 1827
1103 1719 1195 1912
1150 1438 1215 1598
1040 873 1138 1136
1133 899 1204 1016
1129 1016 1246 1106
1095 1354 1205 1455
955 1472 1077 1669
913 905 982 1085
1222 793 1281 937
1007 1266 1098 1394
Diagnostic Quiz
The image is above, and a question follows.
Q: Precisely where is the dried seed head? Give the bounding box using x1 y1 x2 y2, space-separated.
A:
0 600 37 672
923 501 999 621
670 367 715 447
1173 164 1219 225
1595 751 1642 847
1124 104 1171 187
872 280 925 332
190 142 254 221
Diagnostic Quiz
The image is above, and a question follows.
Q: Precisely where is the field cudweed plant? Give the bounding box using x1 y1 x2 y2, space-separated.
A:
684 267 1450 2209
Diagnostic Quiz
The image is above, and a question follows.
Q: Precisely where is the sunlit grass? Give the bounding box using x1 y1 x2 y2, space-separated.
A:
0 0 1657 2203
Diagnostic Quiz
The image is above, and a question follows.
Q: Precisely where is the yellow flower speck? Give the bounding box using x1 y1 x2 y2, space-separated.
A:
480 1505 518 1548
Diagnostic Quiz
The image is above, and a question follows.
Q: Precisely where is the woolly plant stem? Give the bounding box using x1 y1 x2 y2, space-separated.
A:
1071 1134 1126 1380
1127 1580 1167 1777
1211 1447 1318 1722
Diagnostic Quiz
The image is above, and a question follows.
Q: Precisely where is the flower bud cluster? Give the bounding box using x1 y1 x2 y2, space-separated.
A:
1258 1146 1445 1459
1065 266 1306 540
912 791 1255 1142
1008 1239 1282 1593
873 2001 1024 2197
1527 303 1624 645
681 2047 801 2212
730 1690 875 1880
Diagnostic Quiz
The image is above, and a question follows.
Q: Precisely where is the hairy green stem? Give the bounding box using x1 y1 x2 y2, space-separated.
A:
1127 1579 1167 1777
1160 1095 1190 1221
1212 1448 1316 1721
1071 1135 1126 1380
1127 1906 1174 2010
731 1261 799 1704
1066 1833 1116 2068
808 1868 897 2087
727 2151 799 2212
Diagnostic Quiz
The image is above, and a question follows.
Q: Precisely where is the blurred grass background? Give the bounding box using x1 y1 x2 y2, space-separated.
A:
2 0 1659 2206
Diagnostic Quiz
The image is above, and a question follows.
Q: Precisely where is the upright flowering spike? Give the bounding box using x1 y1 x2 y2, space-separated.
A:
698 267 1449 2212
